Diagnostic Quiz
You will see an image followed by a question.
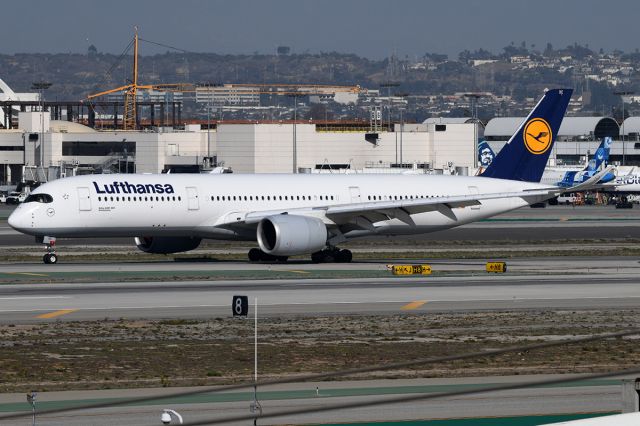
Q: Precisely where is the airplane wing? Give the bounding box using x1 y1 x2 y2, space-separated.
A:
213 187 559 229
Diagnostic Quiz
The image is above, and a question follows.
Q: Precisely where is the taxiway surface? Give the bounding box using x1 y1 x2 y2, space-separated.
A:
1 260 639 323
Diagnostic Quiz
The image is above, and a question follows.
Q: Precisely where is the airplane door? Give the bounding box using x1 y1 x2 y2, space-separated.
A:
186 186 199 210
77 187 91 211
349 186 361 203
468 186 480 210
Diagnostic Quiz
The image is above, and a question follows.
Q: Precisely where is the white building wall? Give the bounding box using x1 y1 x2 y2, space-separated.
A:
217 124 256 172
216 123 476 173
429 124 476 170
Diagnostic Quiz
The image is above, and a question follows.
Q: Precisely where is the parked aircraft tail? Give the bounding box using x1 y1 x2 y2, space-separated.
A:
557 137 614 188
481 89 573 182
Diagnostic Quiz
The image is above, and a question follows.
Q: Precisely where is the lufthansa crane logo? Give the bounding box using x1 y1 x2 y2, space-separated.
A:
523 118 552 154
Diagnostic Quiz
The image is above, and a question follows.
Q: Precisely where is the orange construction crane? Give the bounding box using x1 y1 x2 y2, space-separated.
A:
86 30 365 129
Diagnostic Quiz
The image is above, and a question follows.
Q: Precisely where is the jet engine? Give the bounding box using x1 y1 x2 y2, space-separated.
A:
134 236 202 254
257 215 327 256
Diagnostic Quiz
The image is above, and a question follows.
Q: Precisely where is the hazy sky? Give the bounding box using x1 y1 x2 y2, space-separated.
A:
2 0 640 58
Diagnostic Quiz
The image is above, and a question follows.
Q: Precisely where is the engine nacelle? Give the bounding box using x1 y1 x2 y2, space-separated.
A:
257 215 327 256
134 236 202 254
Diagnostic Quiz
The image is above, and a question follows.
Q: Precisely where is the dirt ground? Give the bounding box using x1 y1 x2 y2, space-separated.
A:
1 309 639 392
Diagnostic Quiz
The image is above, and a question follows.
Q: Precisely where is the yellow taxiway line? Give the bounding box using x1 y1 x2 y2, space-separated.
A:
401 300 427 310
7 272 49 277
36 309 78 319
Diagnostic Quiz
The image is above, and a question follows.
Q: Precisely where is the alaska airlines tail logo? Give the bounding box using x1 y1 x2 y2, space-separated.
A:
523 118 552 155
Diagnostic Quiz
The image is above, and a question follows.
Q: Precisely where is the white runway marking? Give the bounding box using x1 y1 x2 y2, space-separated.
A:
0 296 70 300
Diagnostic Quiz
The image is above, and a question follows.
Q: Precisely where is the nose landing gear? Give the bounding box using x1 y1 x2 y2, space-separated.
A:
41 236 58 264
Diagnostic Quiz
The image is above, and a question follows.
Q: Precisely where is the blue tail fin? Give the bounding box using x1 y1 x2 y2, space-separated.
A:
481 89 573 182
589 136 612 171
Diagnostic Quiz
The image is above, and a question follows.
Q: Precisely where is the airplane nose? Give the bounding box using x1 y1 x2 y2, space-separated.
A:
8 209 26 232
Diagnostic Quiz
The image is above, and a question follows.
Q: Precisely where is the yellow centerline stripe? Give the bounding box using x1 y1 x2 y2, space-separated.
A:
284 270 311 274
7 272 49 277
401 300 427 310
37 309 78 319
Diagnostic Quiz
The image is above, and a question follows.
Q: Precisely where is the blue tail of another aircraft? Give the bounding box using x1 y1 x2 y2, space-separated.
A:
588 136 612 171
557 136 614 188
481 89 573 182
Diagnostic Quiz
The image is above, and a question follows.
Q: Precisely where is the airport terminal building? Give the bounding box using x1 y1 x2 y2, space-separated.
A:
0 113 477 184
0 111 637 187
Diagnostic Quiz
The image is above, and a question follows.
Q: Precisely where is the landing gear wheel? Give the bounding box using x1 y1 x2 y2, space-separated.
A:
312 248 353 263
41 236 58 264
248 248 262 262
336 249 353 263
311 251 324 263
248 248 288 262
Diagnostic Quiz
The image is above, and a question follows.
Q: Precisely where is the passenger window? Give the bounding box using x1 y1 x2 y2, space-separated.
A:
178 196 181 201
98 196 101 201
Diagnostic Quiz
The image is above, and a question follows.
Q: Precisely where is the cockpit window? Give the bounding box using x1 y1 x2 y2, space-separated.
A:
24 194 53 204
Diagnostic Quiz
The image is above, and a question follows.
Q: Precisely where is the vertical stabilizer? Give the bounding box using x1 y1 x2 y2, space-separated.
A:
481 89 573 182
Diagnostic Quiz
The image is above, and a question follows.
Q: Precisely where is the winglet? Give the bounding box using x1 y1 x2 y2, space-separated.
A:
481 89 573 182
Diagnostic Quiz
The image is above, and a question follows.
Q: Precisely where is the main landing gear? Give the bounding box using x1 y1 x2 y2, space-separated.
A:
247 248 288 262
247 247 353 263
41 236 58 264
311 248 352 263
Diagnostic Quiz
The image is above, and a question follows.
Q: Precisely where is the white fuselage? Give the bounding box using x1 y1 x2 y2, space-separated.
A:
9 173 549 241
608 173 640 193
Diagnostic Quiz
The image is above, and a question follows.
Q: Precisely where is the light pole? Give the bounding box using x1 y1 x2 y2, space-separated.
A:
395 93 409 167
464 93 485 168
288 93 302 173
380 82 399 131
614 90 634 165
207 90 211 164
31 82 51 173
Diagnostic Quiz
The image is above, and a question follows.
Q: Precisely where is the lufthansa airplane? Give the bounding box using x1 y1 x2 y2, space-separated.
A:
10 89 576 264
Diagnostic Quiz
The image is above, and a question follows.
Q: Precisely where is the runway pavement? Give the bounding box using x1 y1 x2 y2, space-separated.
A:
1 259 639 322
